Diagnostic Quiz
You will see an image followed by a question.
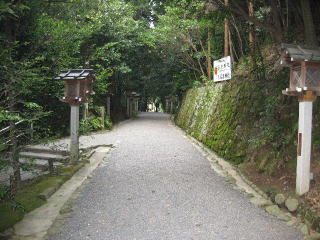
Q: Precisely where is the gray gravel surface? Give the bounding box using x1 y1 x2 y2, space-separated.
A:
48 112 303 240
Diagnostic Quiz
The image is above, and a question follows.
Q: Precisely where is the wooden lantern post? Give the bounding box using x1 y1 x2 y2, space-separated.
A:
165 96 170 113
126 91 139 117
281 44 320 195
297 91 316 195
106 93 113 117
56 69 95 163
130 94 134 117
126 92 130 118
134 94 141 113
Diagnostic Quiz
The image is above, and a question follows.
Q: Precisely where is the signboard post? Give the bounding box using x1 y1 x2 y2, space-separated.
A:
214 56 232 82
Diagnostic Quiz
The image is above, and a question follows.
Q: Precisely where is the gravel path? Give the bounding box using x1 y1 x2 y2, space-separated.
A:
48 112 303 240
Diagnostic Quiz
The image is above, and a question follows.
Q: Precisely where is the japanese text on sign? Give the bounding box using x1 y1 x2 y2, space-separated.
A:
214 56 232 82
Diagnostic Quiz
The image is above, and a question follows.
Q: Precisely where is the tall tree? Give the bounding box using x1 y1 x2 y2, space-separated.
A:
224 0 230 56
247 0 255 46
300 0 317 46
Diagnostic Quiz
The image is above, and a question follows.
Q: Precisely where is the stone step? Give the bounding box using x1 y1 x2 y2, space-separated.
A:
22 145 69 156
20 158 63 169
19 152 68 162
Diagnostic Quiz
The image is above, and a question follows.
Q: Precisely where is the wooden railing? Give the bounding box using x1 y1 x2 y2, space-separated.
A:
0 119 36 150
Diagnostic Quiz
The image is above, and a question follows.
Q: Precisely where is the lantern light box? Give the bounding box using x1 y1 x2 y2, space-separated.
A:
281 43 320 96
55 69 95 104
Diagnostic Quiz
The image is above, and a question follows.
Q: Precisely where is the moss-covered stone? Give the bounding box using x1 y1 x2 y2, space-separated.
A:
0 162 84 232
175 65 305 172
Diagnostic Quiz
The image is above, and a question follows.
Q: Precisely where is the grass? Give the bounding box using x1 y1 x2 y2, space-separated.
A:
0 163 84 232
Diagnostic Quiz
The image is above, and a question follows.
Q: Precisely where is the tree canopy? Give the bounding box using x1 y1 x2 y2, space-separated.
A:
0 0 319 135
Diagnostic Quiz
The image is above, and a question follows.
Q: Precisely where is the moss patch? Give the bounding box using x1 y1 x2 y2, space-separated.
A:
175 55 303 171
0 163 84 232
175 46 320 228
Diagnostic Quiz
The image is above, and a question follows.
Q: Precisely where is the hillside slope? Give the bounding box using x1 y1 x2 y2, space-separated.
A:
175 46 320 197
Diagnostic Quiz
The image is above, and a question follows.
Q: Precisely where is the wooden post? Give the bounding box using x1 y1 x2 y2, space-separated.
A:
48 159 54 175
30 122 34 140
167 100 169 113
129 99 132 117
126 97 130 117
296 91 316 195
248 0 255 45
207 27 212 81
134 99 137 112
137 99 139 112
9 121 21 189
131 99 134 116
70 104 80 163
224 0 230 57
107 96 111 117
100 106 105 128
83 103 89 120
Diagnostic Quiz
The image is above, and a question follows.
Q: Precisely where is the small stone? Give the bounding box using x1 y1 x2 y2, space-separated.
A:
275 193 286 205
250 197 273 207
299 223 309 235
285 198 299 212
286 218 299 227
0 228 14 237
306 232 320 240
38 187 57 201
265 205 291 222
265 205 280 214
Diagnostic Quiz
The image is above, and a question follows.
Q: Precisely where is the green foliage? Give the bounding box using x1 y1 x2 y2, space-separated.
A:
79 111 112 135
0 1 29 20
79 116 104 135
104 116 112 129
0 164 83 232
176 50 303 174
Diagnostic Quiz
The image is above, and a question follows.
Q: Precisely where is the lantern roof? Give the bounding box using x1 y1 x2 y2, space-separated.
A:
281 43 320 62
126 91 139 97
55 69 94 80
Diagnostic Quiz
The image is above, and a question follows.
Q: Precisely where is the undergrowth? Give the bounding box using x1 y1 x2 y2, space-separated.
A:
0 164 83 232
175 45 317 175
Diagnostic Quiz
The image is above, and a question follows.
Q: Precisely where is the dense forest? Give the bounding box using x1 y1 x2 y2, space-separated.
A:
1 0 318 136
0 0 320 229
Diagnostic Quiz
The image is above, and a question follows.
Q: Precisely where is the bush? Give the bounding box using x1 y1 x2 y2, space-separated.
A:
79 116 104 135
104 116 112 129
79 115 112 135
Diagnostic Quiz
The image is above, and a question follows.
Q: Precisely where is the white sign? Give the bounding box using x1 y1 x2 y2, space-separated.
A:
214 56 232 82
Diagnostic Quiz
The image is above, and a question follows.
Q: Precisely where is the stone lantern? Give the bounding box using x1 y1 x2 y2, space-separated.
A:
55 69 95 163
280 44 320 195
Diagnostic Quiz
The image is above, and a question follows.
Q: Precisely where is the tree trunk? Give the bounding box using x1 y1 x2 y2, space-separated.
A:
269 0 283 42
229 28 234 62
248 0 255 46
207 27 213 81
224 0 230 56
300 0 318 46
9 87 21 191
